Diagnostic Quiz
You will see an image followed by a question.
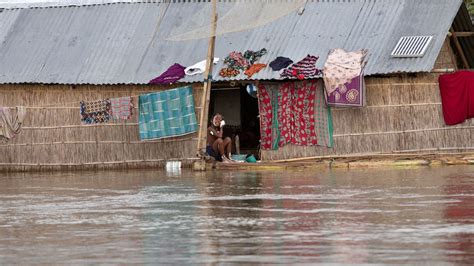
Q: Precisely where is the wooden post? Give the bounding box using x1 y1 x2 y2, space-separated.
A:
196 0 218 157
450 27 470 69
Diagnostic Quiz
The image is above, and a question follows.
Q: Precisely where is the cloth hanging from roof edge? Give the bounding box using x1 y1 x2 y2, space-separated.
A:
439 70 474 125
280 55 320 80
323 48 368 95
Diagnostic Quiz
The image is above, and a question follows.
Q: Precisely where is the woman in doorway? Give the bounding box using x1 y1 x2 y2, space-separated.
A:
206 113 233 163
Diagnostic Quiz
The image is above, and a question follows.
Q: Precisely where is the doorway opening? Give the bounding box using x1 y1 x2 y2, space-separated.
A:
209 84 261 158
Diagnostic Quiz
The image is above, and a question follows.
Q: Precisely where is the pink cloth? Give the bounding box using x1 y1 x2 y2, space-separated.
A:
110 96 133 120
439 71 474 125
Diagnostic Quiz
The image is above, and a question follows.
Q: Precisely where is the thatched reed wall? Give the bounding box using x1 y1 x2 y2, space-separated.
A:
261 39 474 160
0 83 204 172
261 73 474 160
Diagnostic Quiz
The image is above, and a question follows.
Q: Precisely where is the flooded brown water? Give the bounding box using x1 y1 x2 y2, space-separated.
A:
1 165 474 264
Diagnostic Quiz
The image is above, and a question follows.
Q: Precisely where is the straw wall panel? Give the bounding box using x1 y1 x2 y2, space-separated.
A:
262 73 474 160
0 83 203 171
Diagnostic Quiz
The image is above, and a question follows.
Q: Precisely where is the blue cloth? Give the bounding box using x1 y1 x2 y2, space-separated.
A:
139 86 198 140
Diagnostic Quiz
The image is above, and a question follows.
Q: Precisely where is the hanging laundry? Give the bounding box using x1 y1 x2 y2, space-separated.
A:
223 51 249 71
439 71 474 125
257 80 333 150
269 56 293 71
323 49 368 107
219 67 240 78
257 84 279 150
220 48 268 78
0 106 26 143
138 86 198 140
149 63 186 85
80 99 111 124
281 55 320 80
278 81 317 146
185 58 220 76
243 48 267 65
244 63 267 78
110 96 133 120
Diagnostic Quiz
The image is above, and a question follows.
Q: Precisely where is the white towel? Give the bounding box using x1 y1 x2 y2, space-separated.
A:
185 58 220 76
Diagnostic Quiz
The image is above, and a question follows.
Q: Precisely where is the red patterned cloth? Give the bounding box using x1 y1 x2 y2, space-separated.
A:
258 80 331 150
278 81 317 146
439 71 474 125
257 84 273 150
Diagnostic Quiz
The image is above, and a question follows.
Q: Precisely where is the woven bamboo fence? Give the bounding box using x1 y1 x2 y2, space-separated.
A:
260 73 474 160
0 83 203 172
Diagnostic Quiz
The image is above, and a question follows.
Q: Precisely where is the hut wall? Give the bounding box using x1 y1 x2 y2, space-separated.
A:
0 84 203 171
433 38 458 70
261 74 474 160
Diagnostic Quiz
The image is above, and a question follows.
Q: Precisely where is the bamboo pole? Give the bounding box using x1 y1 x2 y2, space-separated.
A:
196 0 218 157
332 125 474 137
267 150 474 163
450 27 470 69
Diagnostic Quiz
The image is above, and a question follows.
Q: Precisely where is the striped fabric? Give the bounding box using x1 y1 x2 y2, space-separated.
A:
138 86 198 140
281 55 320 79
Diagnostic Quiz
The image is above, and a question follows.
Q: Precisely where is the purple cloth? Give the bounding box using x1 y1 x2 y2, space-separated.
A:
269 56 293 71
325 74 365 107
149 63 185 84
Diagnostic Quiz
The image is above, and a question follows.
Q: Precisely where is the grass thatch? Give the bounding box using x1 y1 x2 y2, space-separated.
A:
0 83 203 171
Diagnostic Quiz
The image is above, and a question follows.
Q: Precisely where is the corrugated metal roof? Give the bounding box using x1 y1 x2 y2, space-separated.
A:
0 0 464 85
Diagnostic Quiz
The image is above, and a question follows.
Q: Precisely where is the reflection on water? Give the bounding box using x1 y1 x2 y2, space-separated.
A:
1 166 474 264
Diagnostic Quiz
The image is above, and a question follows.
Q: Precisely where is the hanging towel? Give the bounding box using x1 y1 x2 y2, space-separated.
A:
185 58 220 76
149 63 186 84
244 63 267 78
80 99 111 124
138 86 198 140
269 56 293 71
281 55 320 79
110 96 133 120
323 48 368 95
0 106 26 143
439 71 474 125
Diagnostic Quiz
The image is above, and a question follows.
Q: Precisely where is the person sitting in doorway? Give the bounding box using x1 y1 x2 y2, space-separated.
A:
207 113 233 163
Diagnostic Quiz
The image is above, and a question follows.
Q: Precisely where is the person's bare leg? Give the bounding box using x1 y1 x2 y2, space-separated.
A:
223 137 232 159
212 139 225 160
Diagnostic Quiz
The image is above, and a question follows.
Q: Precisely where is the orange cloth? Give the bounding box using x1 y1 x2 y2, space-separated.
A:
244 63 267 78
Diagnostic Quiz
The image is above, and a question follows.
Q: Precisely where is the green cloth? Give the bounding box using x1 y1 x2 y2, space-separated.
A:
139 86 198 140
